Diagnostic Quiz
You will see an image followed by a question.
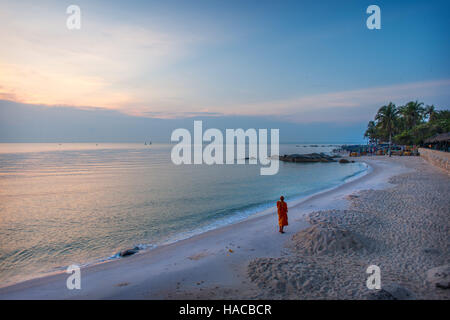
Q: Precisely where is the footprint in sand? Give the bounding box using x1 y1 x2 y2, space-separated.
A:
187 251 210 260
116 282 129 287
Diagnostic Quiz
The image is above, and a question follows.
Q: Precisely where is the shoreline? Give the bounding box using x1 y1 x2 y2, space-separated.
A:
0 160 369 289
246 156 449 299
0 157 430 299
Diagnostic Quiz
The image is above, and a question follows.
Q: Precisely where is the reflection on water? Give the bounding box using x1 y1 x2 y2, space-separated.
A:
0 143 366 286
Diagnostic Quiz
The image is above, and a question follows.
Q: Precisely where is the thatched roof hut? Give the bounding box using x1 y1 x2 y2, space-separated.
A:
424 132 450 144
424 132 449 152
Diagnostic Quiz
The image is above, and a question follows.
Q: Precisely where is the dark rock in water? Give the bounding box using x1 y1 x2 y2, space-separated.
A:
339 158 350 164
426 265 450 289
119 247 139 257
279 153 337 163
366 284 415 300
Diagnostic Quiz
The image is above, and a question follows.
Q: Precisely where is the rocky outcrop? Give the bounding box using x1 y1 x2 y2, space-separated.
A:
279 153 337 163
119 247 140 257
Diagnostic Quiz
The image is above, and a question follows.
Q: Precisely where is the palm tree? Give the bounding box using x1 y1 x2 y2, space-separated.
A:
364 120 378 143
399 101 424 129
424 104 436 122
375 102 398 156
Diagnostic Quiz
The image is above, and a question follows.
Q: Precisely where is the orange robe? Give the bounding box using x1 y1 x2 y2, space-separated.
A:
276 200 288 227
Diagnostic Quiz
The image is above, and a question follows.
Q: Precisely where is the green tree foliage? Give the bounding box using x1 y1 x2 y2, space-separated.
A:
398 101 424 129
364 101 449 145
374 102 398 146
364 121 378 143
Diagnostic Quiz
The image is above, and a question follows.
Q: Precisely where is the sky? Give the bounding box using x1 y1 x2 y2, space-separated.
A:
0 0 449 142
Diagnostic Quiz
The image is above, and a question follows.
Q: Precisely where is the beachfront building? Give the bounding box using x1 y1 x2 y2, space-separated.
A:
424 133 450 152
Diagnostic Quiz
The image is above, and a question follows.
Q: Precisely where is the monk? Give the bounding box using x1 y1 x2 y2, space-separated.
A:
276 196 288 233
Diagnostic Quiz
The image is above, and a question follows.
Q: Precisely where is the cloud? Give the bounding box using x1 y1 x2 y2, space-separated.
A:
0 99 367 144
143 111 224 119
217 79 450 123
0 2 448 123
0 4 204 109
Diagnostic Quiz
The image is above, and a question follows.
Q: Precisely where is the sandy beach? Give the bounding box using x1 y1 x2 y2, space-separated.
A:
0 156 448 300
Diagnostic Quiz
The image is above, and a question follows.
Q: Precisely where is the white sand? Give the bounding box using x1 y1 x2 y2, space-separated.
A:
248 157 449 300
0 156 448 299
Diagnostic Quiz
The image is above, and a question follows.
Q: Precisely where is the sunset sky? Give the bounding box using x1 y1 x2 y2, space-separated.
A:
0 0 449 129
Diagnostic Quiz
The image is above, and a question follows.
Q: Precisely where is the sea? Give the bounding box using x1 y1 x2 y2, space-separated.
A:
0 143 368 287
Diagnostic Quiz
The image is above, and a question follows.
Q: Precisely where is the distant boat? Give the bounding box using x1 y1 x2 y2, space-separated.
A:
144 140 152 145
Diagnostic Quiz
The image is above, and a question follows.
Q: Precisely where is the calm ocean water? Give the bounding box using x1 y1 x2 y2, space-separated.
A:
0 143 367 286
